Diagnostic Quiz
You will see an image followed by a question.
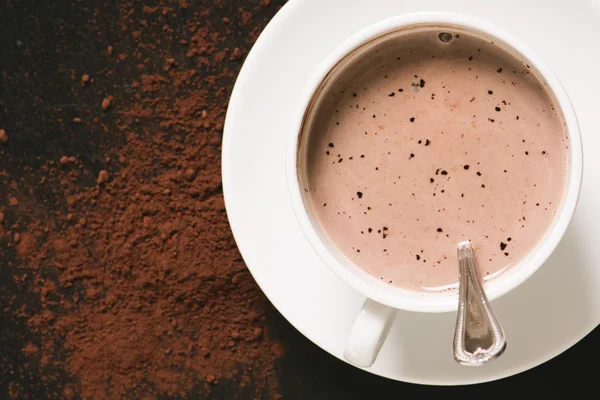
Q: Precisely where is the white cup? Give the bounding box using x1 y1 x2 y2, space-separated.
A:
285 12 583 368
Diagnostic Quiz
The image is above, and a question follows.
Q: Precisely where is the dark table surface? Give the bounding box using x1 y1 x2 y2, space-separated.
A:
0 0 598 398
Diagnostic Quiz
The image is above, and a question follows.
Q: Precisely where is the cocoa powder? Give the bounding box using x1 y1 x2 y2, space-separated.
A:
0 129 8 144
1 1 286 399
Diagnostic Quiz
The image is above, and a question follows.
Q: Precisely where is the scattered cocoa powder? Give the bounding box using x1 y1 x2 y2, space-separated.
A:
1 1 287 399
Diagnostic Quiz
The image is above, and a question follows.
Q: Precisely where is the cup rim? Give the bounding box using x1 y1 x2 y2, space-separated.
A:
285 11 583 313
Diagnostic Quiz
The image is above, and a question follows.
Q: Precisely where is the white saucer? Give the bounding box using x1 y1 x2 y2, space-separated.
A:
223 0 600 385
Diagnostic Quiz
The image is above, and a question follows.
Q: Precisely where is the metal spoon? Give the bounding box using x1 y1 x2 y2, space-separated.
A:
453 241 506 366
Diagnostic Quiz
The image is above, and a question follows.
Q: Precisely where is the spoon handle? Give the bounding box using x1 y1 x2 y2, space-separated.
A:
453 241 506 366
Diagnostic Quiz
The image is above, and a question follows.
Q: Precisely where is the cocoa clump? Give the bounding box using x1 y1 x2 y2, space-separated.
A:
252 327 264 340
96 170 109 184
101 96 113 111
230 47 243 60
184 168 197 181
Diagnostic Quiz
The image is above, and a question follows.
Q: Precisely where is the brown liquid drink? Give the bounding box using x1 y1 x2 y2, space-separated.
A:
300 30 568 292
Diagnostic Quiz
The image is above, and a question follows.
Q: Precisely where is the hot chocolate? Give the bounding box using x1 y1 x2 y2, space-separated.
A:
300 30 568 292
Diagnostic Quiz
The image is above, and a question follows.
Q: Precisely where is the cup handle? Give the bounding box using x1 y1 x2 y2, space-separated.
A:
343 298 397 368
